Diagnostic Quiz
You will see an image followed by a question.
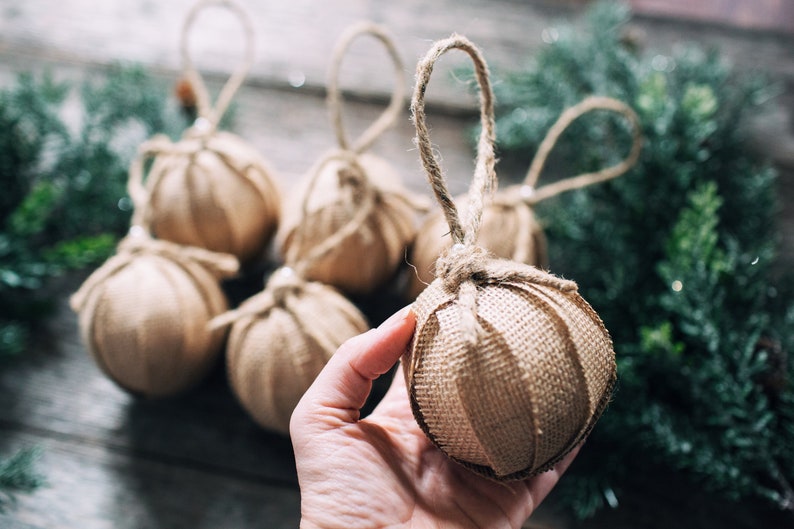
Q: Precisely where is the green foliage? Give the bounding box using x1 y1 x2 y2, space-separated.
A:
490 1 794 519
0 65 185 361
0 448 43 512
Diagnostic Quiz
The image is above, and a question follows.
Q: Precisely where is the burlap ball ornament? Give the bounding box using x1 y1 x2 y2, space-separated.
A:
70 229 239 397
128 0 281 265
408 96 642 299
212 266 369 433
404 35 617 481
277 22 424 295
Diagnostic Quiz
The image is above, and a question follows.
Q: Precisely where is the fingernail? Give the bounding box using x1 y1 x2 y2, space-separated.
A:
377 304 413 330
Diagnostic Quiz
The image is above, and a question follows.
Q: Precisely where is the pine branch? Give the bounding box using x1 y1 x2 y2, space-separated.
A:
486 1 794 520
0 448 43 512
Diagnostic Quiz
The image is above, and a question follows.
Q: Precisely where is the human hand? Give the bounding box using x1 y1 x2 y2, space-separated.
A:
290 305 580 529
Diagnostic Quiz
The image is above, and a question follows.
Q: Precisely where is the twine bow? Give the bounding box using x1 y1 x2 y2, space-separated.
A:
283 150 378 275
69 227 239 311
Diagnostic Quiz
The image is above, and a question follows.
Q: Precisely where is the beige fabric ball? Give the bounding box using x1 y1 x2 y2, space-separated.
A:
277 152 417 295
226 268 370 433
71 239 234 398
141 131 281 264
408 189 547 299
404 246 615 480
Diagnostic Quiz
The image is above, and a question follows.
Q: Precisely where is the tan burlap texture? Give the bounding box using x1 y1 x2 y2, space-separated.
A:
408 96 642 299
128 0 281 265
404 34 617 480
277 21 425 295
70 229 239 397
212 267 369 433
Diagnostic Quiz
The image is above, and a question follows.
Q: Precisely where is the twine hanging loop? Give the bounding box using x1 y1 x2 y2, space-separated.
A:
180 0 256 134
411 34 496 248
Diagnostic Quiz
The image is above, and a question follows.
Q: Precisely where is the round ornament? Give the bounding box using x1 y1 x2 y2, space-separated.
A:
70 230 239 397
404 35 617 480
213 267 369 433
408 97 641 299
277 22 424 295
128 0 281 265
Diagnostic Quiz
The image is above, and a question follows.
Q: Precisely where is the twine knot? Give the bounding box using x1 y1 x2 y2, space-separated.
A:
182 117 215 141
209 266 308 331
436 244 490 294
337 162 366 190
266 267 306 306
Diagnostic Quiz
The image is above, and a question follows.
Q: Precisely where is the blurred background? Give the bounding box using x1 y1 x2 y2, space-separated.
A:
0 1 792 528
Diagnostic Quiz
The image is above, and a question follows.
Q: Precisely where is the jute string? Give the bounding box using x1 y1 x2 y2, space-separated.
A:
213 162 382 336
125 0 263 231
180 0 255 134
209 267 353 357
69 227 239 311
327 21 407 154
412 35 496 248
487 96 641 265
126 134 274 230
517 95 642 206
282 151 377 275
411 34 576 346
282 22 420 276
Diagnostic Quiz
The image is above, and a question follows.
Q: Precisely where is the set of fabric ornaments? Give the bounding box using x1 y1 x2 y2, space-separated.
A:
71 0 643 481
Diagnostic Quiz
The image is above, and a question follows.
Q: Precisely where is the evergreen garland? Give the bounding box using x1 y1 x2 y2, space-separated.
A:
0 449 43 512
0 65 185 360
489 1 793 519
0 64 185 505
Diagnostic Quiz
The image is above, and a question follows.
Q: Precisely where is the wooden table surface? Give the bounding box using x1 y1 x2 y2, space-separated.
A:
0 1 792 528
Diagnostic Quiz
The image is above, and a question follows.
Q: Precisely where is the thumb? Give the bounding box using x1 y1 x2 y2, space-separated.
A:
290 305 415 434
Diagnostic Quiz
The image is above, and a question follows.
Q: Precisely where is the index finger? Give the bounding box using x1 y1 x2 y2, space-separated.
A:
290 305 415 433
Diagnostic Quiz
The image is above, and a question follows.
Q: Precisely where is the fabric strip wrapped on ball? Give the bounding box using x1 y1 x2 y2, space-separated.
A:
128 0 281 266
408 96 642 299
70 228 239 398
211 266 369 433
404 34 618 481
277 21 426 295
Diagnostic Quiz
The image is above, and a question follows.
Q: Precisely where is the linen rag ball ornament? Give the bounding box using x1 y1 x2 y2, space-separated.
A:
212 265 369 433
408 96 642 299
277 21 425 295
128 0 281 266
70 228 239 397
404 34 617 481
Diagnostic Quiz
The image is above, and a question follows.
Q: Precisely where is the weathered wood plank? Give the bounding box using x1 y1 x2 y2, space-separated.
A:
0 0 557 109
630 0 794 34
1 0 792 106
0 431 301 529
